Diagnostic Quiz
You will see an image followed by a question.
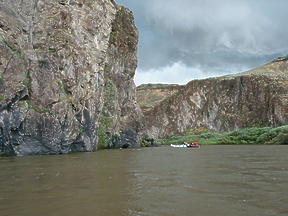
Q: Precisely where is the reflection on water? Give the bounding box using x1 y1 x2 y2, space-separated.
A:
0 146 288 216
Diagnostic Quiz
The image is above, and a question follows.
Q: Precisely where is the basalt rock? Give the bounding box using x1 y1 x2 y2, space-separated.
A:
0 0 143 156
141 58 288 138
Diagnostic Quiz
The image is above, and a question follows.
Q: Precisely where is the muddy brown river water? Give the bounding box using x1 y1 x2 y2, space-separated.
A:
0 145 287 216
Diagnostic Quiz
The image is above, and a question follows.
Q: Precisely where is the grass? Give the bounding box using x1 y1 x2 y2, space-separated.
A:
156 125 288 145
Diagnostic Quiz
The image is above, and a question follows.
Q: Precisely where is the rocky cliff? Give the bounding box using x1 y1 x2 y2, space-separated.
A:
0 0 143 156
141 58 288 138
137 84 183 113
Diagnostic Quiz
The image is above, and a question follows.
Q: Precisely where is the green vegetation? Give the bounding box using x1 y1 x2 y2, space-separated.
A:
3 40 16 51
48 47 56 53
2 39 25 59
104 64 111 73
0 151 8 157
31 107 49 114
96 78 118 149
97 117 112 149
103 79 118 113
272 55 288 63
156 126 288 145
21 100 49 114
57 80 72 103
141 140 150 147
109 31 118 44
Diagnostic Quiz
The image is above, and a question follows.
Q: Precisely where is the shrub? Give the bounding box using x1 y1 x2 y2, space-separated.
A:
270 132 288 144
97 117 112 149
200 132 218 139
158 126 288 145
268 126 288 144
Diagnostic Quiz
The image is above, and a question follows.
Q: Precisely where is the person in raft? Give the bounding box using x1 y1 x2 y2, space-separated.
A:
188 142 199 146
182 142 188 146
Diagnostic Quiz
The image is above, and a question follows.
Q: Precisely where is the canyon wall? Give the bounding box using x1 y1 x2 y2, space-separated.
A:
0 0 143 156
137 84 183 113
141 59 288 138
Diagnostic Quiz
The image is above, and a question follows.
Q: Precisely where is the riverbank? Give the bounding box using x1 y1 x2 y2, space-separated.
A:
155 125 288 145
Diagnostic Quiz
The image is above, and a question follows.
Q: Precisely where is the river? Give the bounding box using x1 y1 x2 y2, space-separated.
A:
0 145 287 216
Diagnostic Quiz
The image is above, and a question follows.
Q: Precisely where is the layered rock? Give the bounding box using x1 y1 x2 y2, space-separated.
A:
142 58 288 138
0 0 142 156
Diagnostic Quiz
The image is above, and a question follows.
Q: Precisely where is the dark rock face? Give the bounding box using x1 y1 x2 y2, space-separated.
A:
0 0 143 156
143 60 288 138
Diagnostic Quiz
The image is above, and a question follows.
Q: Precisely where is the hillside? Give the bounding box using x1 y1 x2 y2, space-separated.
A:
141 57 288 138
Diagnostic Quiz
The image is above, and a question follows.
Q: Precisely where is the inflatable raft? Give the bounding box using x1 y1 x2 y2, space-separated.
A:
170 144 200 148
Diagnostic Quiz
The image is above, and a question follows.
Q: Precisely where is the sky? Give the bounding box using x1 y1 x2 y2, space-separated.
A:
114 0 288 86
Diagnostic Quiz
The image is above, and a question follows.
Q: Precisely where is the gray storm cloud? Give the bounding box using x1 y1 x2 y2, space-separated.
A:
115 0 288 84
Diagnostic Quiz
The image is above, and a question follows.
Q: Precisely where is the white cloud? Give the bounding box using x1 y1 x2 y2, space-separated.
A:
134 61 247 86
135 62 193 85
116 0 288 85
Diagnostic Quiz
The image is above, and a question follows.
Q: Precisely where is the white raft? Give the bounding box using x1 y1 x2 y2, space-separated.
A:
170 144 200 148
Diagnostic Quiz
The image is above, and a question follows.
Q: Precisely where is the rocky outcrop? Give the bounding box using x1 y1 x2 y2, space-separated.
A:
142 59 288 138
137 84 183 112
0 0 143 156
